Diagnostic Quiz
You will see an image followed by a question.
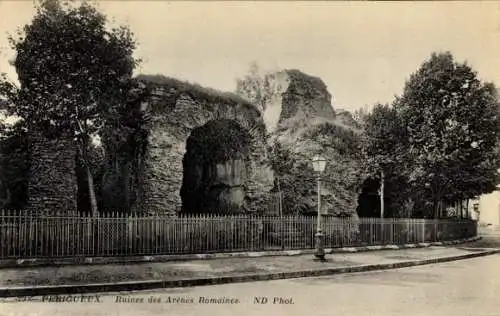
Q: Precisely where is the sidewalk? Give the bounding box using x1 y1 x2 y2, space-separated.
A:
1 244 499 297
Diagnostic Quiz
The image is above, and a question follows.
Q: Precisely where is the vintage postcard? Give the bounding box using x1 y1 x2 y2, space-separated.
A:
0 1 499 315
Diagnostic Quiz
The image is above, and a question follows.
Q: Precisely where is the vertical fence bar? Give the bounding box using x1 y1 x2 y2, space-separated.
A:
40 210 44 257
159 213 163 254
21 211 26 257
108 211 112 256
7 210 10 257
90 213 94 257
98 212 102 256
0 209 4 258
173 215 177 254
83 213 88 257
421 219 425 243
53 211 57 257
107 211 111 256
28 210 33 257
40 210 45 257
53 210 57 257
49 212 53 257
369 218 373 245
10 210 14 258
14 210 19 258
91 213 95 257
74 213 78 257
64 212 68 257
169 213 173 254
154 214 158 255
434 219 438 242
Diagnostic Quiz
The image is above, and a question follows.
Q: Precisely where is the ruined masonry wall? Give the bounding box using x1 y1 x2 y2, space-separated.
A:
27 133 78 215
139 87 275 216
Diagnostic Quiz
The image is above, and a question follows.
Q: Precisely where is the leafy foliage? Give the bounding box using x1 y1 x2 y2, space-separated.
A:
99 79 151 213
5 0 139 138
0 0 141 214
268 140 314 214
0 121 29 210
269 122 365 215
356 52 500 218
358 103 410 217
361 104 405 174
397 52 499 213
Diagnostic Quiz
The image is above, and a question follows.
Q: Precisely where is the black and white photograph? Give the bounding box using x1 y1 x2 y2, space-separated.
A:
0 1 499 315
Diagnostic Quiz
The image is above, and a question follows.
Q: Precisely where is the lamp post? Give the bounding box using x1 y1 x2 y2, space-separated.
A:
312 154 327 261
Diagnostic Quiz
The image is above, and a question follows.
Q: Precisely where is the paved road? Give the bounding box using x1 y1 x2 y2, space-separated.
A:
1 253 500 316
469 226 500 248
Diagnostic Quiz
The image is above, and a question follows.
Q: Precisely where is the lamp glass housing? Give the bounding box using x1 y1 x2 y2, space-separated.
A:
312 155 327 173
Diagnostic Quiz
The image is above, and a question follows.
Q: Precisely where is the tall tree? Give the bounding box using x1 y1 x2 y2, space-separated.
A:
395 52 500 217
268 140 296 215
0 0 140 216
361 103 407 218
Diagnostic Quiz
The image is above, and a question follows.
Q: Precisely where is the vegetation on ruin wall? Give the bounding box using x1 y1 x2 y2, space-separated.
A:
236 63 366 216
98 81 151 214
270 120 366 216
136 74 262 118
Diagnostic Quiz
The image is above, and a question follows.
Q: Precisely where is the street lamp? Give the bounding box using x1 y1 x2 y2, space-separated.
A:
312 154 327 261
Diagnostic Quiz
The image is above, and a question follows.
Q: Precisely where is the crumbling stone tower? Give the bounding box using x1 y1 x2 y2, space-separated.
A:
27 131 78 215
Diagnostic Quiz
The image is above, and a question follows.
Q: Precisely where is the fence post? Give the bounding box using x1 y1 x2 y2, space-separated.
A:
0 209 4 258
280 213 284 251
421 219 425 243
369 218 373 244
434 219 438 242
390 218 394 244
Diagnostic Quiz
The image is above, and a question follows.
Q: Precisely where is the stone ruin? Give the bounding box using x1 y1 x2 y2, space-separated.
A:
26 70 364 218
136 75 274 215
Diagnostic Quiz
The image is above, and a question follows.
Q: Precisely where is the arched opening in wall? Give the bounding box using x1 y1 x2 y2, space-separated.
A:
180 119 252 215
356 177 381 218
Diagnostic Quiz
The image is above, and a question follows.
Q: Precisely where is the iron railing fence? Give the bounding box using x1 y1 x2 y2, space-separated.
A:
0 210 477 259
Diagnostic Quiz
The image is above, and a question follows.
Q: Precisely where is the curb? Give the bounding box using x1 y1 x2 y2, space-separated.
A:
0 246 497 297
0 236 481 269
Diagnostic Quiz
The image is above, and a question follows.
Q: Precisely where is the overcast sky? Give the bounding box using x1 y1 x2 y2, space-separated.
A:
0 1 499 112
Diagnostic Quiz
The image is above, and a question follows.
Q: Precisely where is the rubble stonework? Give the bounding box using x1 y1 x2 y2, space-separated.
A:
265 69 364 218
27 132 78 215
26 70 363 218
136 76 275 215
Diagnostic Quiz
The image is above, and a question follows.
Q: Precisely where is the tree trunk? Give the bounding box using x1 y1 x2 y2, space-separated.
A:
465 199 469 219
75 120 98 217
85 163 99 217
433 198 439 219
432 182 444 219
380 169 385 219
77 139 98 217
379 169 385 242
277 177 283 216
277 177 284 250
